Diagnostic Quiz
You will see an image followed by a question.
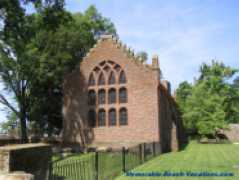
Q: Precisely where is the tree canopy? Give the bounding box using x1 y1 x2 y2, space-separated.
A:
176 60 239 137
0 0 116 141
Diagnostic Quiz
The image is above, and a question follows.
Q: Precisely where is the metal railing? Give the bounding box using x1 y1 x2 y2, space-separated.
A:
49 142 161 180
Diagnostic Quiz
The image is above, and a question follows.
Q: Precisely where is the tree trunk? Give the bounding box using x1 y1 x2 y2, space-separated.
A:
19 80 29 143
20 105 28 143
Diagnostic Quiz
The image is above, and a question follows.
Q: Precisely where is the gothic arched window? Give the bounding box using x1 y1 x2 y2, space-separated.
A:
88 61 129 127
114 64 121 72
108 88 116 104
98 89 106 104
119 108 127 125
93 66 100 74
99 61 106 66
108 60 115 65
88 110 96 127
88 90 96 105
98 109 106 126
103 65 110 73
108 71 116 85
119 71 126 84
98 72 105 85
119 88 127 103
88 73 95 86
109 109 116 126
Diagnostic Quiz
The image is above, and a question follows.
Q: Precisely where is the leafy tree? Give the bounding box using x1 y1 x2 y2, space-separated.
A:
0 0 37 142
27 6 116 136
226 76 239 123
176 81 192 113
176 60 238 137
0 0 73 142
183 81 227 136
78 5 116 39
0 111 18 133
136 51 148 63
0 1 116 142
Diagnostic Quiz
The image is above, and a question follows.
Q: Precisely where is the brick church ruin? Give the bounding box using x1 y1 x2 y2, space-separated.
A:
62 35 185 152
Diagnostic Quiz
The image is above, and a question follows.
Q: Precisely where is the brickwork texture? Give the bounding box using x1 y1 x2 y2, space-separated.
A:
63 35 186 152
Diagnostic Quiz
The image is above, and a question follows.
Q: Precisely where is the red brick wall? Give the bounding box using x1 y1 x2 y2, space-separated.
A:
62 35 184 150
158 83 184 152
63 36 160 144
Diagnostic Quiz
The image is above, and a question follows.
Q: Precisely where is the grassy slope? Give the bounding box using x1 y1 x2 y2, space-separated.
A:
52 152 94 163
117 142 239 180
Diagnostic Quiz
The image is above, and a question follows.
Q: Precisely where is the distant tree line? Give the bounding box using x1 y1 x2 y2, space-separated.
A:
176 60 239 138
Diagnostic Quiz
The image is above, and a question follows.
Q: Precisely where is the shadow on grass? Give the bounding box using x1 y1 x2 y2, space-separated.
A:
179 142 189 151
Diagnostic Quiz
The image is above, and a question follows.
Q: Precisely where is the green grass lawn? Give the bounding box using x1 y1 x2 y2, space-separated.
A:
52 152 94 163
117 141 239 180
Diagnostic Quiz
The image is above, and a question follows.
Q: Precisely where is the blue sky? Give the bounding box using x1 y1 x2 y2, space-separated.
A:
0 0 239 123
63 0 239 89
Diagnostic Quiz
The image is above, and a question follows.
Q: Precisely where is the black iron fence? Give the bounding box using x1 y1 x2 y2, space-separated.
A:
49 142 161 180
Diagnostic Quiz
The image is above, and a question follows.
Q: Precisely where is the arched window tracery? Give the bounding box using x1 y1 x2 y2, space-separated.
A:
98 109 106 126
98 72 105 85
88 73 95 86
119 71 126 84
88 110 96 127
119 88 127 103
119 108 128 125
109 109 116 126
108 71 116 85
108 88 116 104
88 90 96 105
98 89 106 104
88 60 128 127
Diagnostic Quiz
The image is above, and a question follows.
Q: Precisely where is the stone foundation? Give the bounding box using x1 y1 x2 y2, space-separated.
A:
0 172 34 180
0 143 51 180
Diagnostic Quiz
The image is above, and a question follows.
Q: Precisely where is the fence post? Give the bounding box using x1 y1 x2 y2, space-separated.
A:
122 147 126 172
139 144 143 164
153 142 156 156
143 143 146 162
48 161 52 180
139 143 145 163
95 151 99 180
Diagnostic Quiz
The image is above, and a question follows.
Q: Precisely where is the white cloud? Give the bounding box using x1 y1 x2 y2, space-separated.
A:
1 0 238 121
109 1 233 90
